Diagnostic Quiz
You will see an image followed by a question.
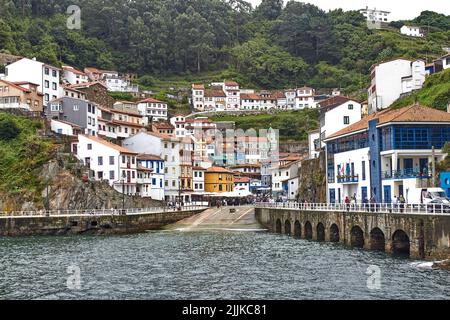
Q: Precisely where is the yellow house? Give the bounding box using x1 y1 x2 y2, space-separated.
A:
205 167 234 193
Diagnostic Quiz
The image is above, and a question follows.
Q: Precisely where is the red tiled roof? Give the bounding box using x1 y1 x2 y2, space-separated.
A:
224 81 239 86
137 154 163 161
192 84 205 90
319 96 359 112
241 93 261 100
0 80 32 93
63 66 86 76
68 81 107 89
138 97 165 104
193 166 207 171
206 166 234 174
327 104 450 140
204 89 226 97
234 176 251 183
79 134 137 154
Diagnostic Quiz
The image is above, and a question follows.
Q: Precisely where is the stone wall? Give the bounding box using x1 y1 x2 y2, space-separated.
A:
0 209 204 236
297 151 326 202
256 207 450 260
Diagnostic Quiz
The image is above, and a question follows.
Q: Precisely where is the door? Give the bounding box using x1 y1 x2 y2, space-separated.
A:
398 184 404 197
403 158 413 175
384 186 392 204
338 188 341 203
361 187 368 202
329 189 336 203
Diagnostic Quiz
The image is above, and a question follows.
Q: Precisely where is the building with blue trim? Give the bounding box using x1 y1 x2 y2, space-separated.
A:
136 154 165 201
324 104 450 204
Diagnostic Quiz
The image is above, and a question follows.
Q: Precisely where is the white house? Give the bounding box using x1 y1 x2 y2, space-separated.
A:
438 53 450 71
323 104 450 204
240 93 261 110
223 81 240 110
234 176 251 194
359 7 391 23
5 57 61 105
76 134 138 195
137 97 168 122
51 119 82 136
192 84 205 111
400 25 424 37
193 167 206 193
319 96 362 142
136 154 165 200
170 115 187 138
104 73 138 93
62 66 89 85
203 88 226 111
295 87 316 109
123 131 181 201
271 156 301 196
368 59 426 113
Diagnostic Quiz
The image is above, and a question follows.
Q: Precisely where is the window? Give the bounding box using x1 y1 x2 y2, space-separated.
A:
44 80 49 88
44 68 49 75
73 105 79 111
344 116 350 125
87 144 92 150
52 70 57 77
109 156 115 165
362 161 366 181
97 171 103 179
348 104 353 110
52 82 57 90
98 157 103 166
109 171 115 180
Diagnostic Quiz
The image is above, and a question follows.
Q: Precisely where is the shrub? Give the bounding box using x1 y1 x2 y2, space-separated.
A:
0 118 20 140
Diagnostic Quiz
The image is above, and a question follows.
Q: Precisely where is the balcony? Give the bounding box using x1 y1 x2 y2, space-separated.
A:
382 169 432 180
337 174 359 184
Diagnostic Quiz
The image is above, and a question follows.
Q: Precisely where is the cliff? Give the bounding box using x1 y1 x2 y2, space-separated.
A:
297 151 327 203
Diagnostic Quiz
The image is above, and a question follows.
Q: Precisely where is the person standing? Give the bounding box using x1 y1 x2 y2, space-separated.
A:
399 195 406 213
345 196 350 212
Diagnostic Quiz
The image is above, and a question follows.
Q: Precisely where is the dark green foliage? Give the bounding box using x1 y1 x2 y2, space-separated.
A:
108 92 134 101
0 118 20 140
0 1 448 93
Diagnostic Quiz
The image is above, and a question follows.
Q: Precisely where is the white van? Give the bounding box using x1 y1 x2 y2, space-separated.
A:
407 187 448 204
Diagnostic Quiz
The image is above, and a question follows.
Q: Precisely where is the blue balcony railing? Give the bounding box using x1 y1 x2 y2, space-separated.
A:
382 168 431 180
337 174 359 183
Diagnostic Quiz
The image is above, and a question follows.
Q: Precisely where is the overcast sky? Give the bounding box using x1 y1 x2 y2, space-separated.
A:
248 0 450 20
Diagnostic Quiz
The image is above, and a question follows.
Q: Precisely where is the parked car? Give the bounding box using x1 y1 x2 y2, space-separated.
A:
426 198 450 213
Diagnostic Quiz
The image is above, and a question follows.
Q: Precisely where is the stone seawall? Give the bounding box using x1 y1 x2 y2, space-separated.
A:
0 210 204 236
256 208 450 260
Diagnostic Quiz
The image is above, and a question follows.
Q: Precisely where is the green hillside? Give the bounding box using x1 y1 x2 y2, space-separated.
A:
392 69 450 110
0 113 54 204
211 109 319 141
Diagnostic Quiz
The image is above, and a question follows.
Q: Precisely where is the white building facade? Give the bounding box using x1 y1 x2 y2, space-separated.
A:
368 59 426 113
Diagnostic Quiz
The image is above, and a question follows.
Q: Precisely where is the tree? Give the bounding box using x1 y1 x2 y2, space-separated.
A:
254 0 283 21
0 118 20 140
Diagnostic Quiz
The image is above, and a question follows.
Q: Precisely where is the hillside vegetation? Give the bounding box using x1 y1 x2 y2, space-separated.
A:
211 109 319 141
392 69 450 110
0 1 448 96
0 113 54 204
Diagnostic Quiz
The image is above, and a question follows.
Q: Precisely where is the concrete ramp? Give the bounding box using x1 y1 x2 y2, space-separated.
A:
166 206 265 232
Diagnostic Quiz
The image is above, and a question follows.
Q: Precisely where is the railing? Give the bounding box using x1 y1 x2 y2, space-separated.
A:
337 174 359 183
255 202 450 215
0 205 208 218
382 168 432 179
